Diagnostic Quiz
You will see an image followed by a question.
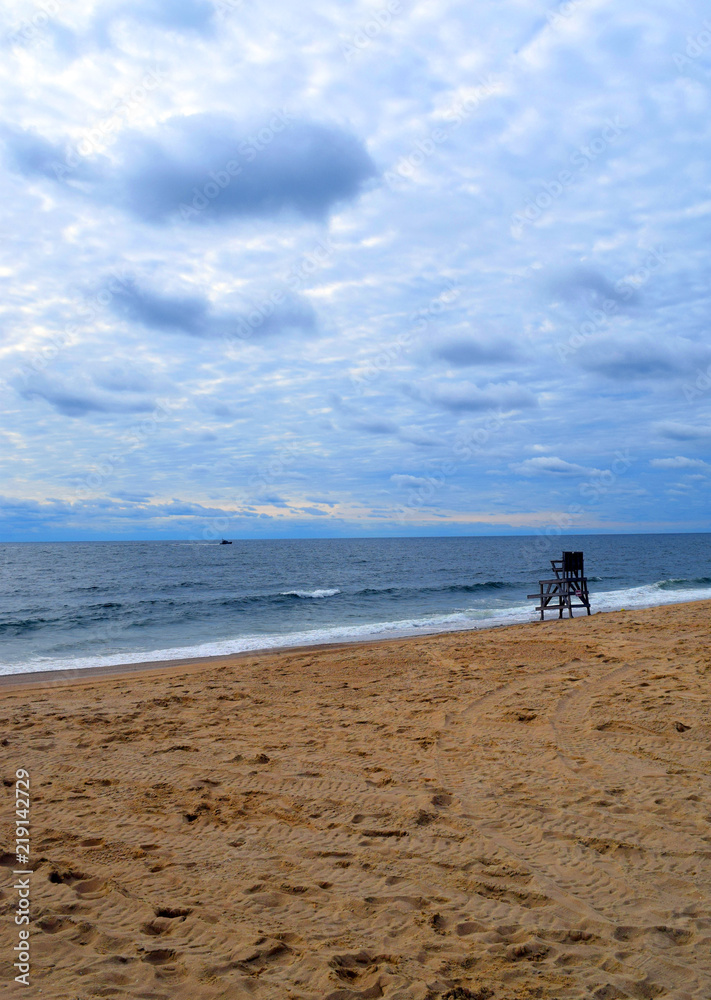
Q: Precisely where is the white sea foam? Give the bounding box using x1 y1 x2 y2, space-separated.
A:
3 580 710 677
280 588 341 598
594 580 711 611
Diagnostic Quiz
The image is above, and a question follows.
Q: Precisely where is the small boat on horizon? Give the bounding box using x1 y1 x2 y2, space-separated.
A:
220 539 232 545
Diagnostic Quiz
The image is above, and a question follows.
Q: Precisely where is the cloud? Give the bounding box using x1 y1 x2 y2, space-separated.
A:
108 278 317 339
113 115 376 224
110 490 155 501
0 124 99 183
91 364 156 393
110 283 208 334
351 418 398 434
650 457 710 470
656 422 711 441
8 0 218 55
390 474 432 488
2 114 377 225
432 336 518 366
109 0 216 33
548 266 637 307
511 456 602 476
426 381 537 412
575 336 711 379
399 429 441 447
15 373 155 417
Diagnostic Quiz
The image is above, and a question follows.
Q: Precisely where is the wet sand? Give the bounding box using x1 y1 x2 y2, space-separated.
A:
0 600 710 999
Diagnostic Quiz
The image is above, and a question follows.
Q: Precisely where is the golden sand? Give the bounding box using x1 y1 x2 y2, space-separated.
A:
1 601 710 999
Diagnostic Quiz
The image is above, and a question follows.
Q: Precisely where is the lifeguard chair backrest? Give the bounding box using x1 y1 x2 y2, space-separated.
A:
562 551 584 577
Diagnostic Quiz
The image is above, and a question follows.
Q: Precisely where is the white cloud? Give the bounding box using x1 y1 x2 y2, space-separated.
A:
650 457 710 470
511 457 602 477
656 423 711 441
390 474 432 488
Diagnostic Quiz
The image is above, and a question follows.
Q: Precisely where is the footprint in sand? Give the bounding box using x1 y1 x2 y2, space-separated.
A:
140 947 178 965
155 906 192 919
37 916 70 934
48 868 87 886
141 918 174 937
73 876 110 898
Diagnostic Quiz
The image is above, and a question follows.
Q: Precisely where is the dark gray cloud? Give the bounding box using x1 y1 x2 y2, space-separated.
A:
511 457 602 476
108 279 317 339
110 490 155 501
109 283 209 335
426 381 537 412
0 125 60 179
575 337 711 380
399 429 441 447
2 114 376 226
548 266 639 307
656 422 711 441
351 418 398 434
0 125 100 183
0 495 73 525
432 336 518 366
16 373 155 417
110 114 377 224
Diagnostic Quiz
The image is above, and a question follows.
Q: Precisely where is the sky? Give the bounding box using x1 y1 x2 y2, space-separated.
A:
1 0 710 541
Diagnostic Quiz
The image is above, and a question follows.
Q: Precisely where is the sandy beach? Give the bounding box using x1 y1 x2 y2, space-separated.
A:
1 600 710 999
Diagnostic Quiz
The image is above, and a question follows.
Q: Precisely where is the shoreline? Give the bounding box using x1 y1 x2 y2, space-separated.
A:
0 621 520 691
2 596 709 691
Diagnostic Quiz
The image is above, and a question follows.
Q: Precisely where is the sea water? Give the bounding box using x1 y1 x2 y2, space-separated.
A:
1 534 710 675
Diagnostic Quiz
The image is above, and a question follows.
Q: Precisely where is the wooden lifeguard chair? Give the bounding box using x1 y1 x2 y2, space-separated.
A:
528 550 591 620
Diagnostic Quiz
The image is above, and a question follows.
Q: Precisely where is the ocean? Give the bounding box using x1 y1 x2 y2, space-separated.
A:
1 533 710 676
